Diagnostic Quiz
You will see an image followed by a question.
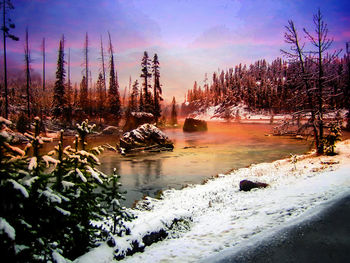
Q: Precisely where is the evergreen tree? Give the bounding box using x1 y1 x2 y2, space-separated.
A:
52 36 66 118
152 53 162 123
140 51 152 113
170 96 178 125
96 72 104 119
139 85 144 112
107 32 121 123
80 76 88 112
0 117 134 262
130 79 139 112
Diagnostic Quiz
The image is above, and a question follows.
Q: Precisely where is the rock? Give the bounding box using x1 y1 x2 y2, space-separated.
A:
2 127 29 144
102 126 121 135
123 112 155 132
239 180 269 191
183 118 208 132
120 124 174 153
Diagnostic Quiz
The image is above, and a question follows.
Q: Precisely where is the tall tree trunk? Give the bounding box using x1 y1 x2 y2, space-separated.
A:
100 35 106 101
42 38 45 91
25 28 31 118
316 12 324 154
3 0 8 118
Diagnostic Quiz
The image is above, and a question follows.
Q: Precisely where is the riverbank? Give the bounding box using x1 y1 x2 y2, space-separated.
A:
75 140 350 262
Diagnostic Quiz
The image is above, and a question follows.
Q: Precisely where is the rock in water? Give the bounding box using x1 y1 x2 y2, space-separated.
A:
239 180 269 191
120 124 174 153
123 112 155 132
183 118 208 132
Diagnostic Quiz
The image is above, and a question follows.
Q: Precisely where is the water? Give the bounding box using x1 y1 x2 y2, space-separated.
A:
97 122 312 207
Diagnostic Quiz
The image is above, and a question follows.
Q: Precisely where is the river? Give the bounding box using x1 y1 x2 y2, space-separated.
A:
97 122 312 207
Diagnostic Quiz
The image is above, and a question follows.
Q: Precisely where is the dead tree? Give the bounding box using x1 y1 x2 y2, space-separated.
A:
24 27 31 118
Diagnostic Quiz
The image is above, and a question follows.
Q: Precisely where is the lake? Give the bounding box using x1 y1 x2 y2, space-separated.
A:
97 122 313 207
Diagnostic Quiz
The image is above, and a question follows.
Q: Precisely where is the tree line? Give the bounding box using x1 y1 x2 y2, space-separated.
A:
183 9 350 154
1 1 165 126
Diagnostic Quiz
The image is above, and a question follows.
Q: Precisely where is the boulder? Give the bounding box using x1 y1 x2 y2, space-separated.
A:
120 124 174 153
123 112 155 132
239 180 269 191
183 118 208 132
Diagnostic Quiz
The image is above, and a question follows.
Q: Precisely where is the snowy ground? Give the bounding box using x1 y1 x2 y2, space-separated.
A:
190 103 347 124
75 140 350 263
190 103 291 123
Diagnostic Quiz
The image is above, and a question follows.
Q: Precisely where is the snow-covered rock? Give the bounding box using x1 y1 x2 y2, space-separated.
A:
120 124 174 153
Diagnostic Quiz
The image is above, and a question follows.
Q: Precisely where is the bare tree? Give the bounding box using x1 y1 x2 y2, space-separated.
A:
42 38 45 91
282 9 341 154
100 35 107 101
1 0 19 118
24 27 31 118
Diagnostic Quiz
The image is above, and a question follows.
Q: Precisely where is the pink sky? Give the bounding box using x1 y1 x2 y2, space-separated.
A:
2 0 349 102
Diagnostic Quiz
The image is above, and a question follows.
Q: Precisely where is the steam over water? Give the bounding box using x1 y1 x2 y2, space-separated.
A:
98 122 312 207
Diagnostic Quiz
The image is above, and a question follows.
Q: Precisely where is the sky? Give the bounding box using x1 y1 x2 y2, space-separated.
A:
2 0 350 102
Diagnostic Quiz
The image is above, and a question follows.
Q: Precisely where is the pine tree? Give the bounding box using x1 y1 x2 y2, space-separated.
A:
107 32 121 123
170 96 178 125
152 53 162 123
130 79 139 112
140 51 152 113
52 36 66 118
1 117 134 262
96 72 104 118
79 76 88 112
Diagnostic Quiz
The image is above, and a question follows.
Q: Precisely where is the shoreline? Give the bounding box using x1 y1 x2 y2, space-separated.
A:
203 191 350 263
75 140 350 262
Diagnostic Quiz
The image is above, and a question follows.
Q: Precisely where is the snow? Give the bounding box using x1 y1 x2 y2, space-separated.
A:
55 206 71 216
42 155 60 168
62 180 75 190
131 112 154 118
74 244 115 263
0 217 16 240
8 179 29 198
86 166 103 184
41 188 62 204
75 140 350 263
76 168 87 183
190 102 336 123
122 124 169 144
28 156 38 170
52 251 72 263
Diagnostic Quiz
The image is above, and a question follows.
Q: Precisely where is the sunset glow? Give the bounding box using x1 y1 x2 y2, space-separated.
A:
3 0 349 101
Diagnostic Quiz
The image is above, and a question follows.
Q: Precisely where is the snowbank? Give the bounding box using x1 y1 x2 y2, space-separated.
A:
75 140 350 263
190 103 291 123
190 103 347 124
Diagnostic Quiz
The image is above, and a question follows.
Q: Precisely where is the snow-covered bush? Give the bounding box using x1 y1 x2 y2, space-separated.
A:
0 118 133 262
